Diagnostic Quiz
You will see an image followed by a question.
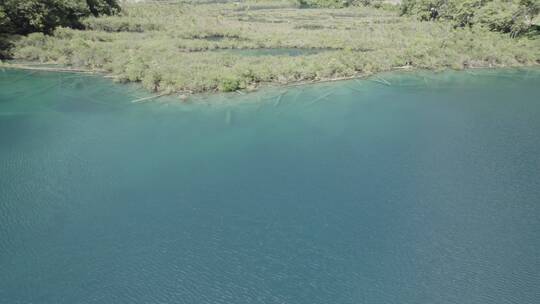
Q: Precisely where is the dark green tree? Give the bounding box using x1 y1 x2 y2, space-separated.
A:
400 0 539 36
0 0 120 35
86 0 121 16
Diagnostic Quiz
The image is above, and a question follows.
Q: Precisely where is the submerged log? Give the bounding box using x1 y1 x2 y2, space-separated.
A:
131 93 170 103
371 76 391 86
309 90 334 105
4 63 98 74
274 92 286 107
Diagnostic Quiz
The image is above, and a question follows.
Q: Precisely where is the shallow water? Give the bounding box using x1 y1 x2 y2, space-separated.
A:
1 68 539 304
211 47 328 56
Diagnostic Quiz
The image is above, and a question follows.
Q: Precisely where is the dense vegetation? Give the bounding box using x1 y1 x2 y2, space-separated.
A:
3 0 540 94
401 0 540 36
296 0 387 8
0 0 120 34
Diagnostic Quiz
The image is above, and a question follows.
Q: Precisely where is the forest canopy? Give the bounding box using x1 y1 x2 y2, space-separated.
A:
0 0 120 35
401 0 540 36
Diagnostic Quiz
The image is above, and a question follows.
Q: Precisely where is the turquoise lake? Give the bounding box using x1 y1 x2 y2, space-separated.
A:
1 68 539 303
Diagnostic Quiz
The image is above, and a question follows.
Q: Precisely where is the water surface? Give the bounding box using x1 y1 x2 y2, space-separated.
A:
1 68 539 304
211 47 328 56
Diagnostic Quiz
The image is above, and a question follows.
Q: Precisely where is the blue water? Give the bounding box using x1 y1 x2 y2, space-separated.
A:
1 68 539 303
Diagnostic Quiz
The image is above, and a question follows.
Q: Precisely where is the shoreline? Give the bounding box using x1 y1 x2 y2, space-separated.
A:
7 3 538 98
0 62 104 74
2 61 539 102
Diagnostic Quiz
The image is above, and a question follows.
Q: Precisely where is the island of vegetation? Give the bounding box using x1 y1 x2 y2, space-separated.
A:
1 0 539 95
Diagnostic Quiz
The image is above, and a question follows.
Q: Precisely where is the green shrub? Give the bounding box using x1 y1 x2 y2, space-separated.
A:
475 0 539 35
401 0 540 36
218 76 242 92
142 70 163 92
400 0 447 20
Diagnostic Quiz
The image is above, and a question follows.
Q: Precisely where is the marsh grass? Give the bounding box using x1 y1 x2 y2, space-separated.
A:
9 0 540 94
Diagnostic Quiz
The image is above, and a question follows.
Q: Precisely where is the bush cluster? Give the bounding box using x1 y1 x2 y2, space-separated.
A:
0 0 120 35
401 0 540 36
